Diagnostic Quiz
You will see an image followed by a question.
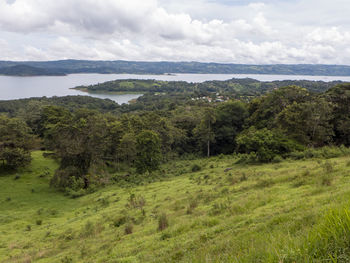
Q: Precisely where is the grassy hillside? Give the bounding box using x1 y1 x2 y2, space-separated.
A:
1 151 350 262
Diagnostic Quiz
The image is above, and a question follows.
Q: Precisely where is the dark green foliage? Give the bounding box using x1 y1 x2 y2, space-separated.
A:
212 101 248 154
113 216 128 228
135 130 162 174
194 107 216 157
288 146 350 160
3 60 350 76
276 98 334 146
236 127 303 162
247 85 310 129
48 109 111 190
0 115 33 170
50 166 84 190
191 164 201 172
326 83 350 146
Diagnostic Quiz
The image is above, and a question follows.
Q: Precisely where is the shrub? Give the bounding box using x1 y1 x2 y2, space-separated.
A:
236 127 303 163
113 216 128 227
158 213 169 231
36 219 42 225
272 155 283 163
127 194 146 209
124 223 133 235
321 174 333 186
81 221 95 237
191 164 201 172
323 160 334 174
288 146 350 160
50 166 83 190
186 199 198 214
160 232 171 240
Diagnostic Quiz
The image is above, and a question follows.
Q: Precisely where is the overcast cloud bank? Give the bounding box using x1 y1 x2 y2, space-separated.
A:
0 0 349 64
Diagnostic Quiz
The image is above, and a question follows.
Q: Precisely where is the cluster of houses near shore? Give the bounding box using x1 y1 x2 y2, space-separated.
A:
191 93 228 103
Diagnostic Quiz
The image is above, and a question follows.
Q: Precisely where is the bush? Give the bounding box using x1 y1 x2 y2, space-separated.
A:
272 155 283 163
288 146 350 160
50 166 83 189
158 213 169 231
323 160 334 174
113 216 128 227
236 127 303 163
127 194 146 209
81 221 95 237
191 164 201 172
186 199 198 214
124 223 133 235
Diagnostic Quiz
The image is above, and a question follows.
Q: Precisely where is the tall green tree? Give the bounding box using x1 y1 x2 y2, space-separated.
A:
135 130 161 174
276 98 333 146
247 86 310 129
194 107 216 157
119 132 137 165
326 83 350 145
49 109 109 189
0 115 34 170
213 101 248 154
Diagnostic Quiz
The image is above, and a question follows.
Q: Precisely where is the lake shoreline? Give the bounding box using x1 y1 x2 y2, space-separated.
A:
1 73 350 103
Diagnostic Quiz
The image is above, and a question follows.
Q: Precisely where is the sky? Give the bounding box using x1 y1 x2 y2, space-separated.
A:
0 0 350 64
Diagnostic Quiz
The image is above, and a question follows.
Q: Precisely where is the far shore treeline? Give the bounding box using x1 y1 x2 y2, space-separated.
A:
2 60 350 76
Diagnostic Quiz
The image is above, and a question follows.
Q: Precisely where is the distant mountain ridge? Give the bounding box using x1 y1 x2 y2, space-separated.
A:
1 60 350 76
0 65 66 76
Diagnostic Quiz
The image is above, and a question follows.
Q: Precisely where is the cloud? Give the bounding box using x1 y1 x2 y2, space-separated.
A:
0 0 350 64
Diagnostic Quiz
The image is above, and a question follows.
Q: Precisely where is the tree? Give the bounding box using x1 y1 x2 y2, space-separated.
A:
213 101 248 154
326 83 350 145
194 107 216 157
119 132 137 165
135 130 161 174
236 127 303 162
276 98 333 146
247 86 310 129
49 110 109 189
0 115 33 170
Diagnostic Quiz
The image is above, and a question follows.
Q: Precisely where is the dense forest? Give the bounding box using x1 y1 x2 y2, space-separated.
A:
2 59 350 76
1 79 350 195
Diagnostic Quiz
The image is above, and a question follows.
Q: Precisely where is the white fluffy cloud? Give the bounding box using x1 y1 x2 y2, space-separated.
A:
0 0 350 64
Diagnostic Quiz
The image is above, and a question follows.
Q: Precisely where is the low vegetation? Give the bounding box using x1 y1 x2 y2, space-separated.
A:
1 151 350 262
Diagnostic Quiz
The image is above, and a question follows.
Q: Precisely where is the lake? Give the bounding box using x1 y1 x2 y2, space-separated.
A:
1 73 350 104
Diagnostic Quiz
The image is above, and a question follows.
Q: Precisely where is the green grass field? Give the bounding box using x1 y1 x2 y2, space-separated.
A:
1 151 350 262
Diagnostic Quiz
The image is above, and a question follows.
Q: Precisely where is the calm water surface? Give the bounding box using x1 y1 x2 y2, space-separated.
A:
1 73 350 104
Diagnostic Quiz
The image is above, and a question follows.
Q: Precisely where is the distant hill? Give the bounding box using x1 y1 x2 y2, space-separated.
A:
0 65 66 76
1 60 350 76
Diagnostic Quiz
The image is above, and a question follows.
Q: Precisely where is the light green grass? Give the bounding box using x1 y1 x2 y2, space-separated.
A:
1 152 350 262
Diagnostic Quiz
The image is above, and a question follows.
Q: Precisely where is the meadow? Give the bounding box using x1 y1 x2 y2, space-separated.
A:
1 151 350 262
